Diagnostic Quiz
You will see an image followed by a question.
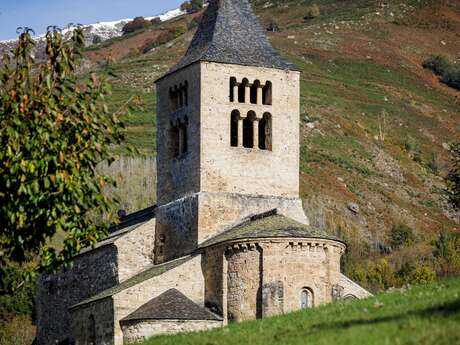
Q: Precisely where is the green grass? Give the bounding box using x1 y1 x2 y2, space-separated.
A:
141 278 460 345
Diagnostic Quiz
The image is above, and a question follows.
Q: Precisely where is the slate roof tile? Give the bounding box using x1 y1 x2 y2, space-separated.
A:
199 209 343 248
120 289 223 322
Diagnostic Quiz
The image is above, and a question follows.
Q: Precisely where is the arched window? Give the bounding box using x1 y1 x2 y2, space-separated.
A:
180 116 188 155
178 83 184 108
170 121 180 158
239 78 249 103
243 111 256 148
169 87 176 111
183 81 189 106
88 314 96 345
230 77 237 103
300 288 314 309
173 85 180 109
258 112 272 150
262 81 272 105
230 110 240 147
250 80 260 104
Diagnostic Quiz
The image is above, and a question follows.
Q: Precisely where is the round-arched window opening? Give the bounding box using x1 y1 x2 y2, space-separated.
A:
300 288 314 309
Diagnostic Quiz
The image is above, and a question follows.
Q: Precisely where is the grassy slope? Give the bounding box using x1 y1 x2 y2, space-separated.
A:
86 0 460 275
142 278 460 345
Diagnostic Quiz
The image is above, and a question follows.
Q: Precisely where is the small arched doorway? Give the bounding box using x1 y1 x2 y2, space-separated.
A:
300 288 314 309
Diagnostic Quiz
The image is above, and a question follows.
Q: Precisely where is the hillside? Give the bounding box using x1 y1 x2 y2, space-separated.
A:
80 0 460 286
139 278 460 345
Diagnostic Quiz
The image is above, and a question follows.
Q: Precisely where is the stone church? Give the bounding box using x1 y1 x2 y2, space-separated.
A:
36 0 370 344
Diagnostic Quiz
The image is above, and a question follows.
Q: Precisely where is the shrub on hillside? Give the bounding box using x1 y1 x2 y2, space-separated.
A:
423 55 451 76
122 17 152 35
441 67 460 90
432 230 460 277
181 0 204 14
427 152 439 175
150 17 162 26
409 265 436 285
267 19 280 32
391 224 415 248
446 142 460 209
157 30 175 45
353 259 397 292
304 4 321 20
423 55 460 91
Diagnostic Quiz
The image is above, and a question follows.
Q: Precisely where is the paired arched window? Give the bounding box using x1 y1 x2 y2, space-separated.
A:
169 81 189 111
170 116 188 158
300 288 314 309
230 110 272 151
229 77 272 105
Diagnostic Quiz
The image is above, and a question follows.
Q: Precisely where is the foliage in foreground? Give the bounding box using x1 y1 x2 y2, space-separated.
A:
0 28 127 293
142 278 460 345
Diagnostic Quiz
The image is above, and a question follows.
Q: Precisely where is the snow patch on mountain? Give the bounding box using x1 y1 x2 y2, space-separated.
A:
0 7 185 46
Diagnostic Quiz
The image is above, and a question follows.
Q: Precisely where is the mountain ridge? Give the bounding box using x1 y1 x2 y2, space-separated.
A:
0 7 185 49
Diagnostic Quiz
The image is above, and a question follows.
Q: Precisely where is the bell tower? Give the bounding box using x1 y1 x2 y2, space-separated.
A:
154 0 308 263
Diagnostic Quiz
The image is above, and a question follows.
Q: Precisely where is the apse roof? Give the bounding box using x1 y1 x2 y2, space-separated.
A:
199 210 342 248
120 289 222 323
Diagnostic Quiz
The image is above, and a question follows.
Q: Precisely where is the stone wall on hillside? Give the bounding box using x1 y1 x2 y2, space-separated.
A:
116 219 156 281
36 219 156 345
36 245 119 345
71 298 115 345
70 255 206 345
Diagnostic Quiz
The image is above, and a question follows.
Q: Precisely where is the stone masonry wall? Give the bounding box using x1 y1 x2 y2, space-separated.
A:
155 192 308 263
200 62 301 199
37 220 156 345
203 247 224 316
116 219 156 281
260 239 344 315
121 320 222 344
226 244 262 322
156 63 201 205
197 192 309 244
36 245 119 345
210 238 345 322
71 298 115 345
154 196 199 263
112 255 206 345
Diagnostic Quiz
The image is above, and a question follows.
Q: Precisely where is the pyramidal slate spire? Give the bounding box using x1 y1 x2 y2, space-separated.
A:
167 0 298 75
